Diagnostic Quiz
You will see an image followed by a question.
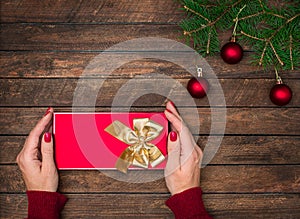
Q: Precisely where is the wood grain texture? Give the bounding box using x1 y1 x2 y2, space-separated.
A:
1 136 299 165
0 108 299 135
1 52 300 79
0 23 182 51
1 78 299 107
0 23 250 51
1 193 299 218
1 165 299 193
1 0 299 218
0 0 184 23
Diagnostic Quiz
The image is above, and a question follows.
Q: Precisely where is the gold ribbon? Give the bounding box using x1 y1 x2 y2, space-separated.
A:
104 118 165 173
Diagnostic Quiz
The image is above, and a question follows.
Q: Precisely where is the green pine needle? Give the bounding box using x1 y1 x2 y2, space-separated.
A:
179 0 300 70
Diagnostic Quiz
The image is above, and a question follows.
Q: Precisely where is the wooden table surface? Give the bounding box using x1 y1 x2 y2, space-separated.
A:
0 0 299 218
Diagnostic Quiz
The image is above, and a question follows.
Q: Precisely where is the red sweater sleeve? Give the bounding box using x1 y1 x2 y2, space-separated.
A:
26 191 67 219
166 187 213 219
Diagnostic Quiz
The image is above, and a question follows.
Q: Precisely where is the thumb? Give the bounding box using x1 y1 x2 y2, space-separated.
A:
165 131 180 177
41 132 56 171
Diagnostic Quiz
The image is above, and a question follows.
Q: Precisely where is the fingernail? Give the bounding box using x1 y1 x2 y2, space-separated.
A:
43 107 51 117
44 132 51 143
170 131 177 142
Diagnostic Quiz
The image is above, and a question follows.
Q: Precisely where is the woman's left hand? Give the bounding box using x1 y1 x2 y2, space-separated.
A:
16 108 58 192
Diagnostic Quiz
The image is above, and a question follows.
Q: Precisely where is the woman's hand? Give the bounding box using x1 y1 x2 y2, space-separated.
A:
164 101 203 195
16 108 58 192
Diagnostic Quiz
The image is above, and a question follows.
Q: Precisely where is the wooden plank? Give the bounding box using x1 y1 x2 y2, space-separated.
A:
1 165 299 193
1 193 299 218
0 24 250 51
1 78 299 107
1 136 299 165
0 24 182 51
0 136 24 164
0 0 184 23
0 108 299 135
1 52 299 79
207 136 300 165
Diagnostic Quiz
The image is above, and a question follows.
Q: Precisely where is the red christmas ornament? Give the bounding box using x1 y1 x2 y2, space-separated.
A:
220 6 246 65
270 81 292 106
187 77 209 98
221 40 243 64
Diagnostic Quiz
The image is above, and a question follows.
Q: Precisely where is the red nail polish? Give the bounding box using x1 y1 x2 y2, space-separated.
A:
170 131 177 142
43 107 51 117
44 132 51 143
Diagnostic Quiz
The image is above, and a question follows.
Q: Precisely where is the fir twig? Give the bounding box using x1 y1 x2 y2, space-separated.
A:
241 12 299 67
290 35 294 70
239 11 264 21
183 0 242 36
267 12 286 19
269 13 299 40
232 4 247 38
239 11 286 21
240 31 264 41
207 27 212 54
270 42 284 66
179 0 299 70
259 42 268 65
258 0 264 10
183 5 210 22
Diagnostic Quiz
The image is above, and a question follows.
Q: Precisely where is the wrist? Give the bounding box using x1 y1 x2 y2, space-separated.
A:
169 182 200 196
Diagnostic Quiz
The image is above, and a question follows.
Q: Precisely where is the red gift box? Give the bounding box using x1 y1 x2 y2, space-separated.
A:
53 112 168 171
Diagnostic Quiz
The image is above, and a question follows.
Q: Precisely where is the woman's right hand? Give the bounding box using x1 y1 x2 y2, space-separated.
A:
164 101 203 195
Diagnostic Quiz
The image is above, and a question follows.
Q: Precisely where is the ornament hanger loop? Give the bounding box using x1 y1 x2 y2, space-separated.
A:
275 67 283 84
196 65 203 77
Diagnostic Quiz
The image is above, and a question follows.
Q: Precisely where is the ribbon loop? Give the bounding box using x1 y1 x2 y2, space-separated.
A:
105 118 165 173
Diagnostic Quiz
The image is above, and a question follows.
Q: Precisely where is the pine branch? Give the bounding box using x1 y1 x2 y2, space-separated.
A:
290 35 293 70
179 0 300 70
206 26 212 54
183 5 210 22
183 0 242 36
240 12 299 69
238 10 287 21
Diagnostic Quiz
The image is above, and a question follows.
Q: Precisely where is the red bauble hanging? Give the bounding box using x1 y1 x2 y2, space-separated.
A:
187 77 209 98
270 81 292 106
221 39 243 64
220 5 246 65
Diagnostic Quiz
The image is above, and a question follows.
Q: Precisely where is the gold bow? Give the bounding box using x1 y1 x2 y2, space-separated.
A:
104 118 165 173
